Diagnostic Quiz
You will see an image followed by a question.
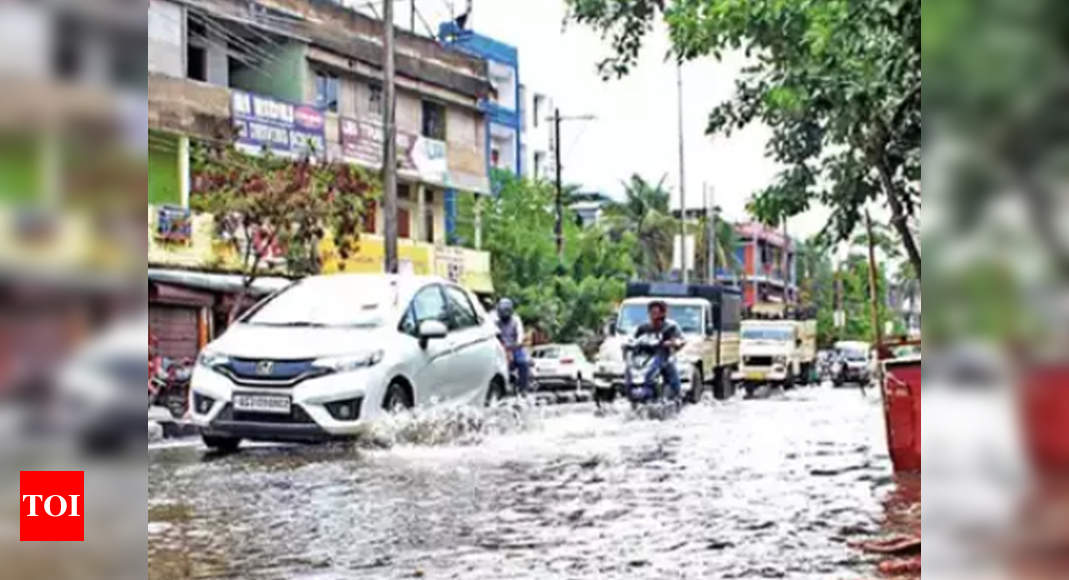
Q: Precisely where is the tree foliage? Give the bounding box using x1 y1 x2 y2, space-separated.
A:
457 172 637 346
190 142 379 316
566 0 921 280
600 174 679 279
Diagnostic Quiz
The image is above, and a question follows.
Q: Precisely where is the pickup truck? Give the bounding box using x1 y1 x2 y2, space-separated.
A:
593 282 741 402
733 318 817 396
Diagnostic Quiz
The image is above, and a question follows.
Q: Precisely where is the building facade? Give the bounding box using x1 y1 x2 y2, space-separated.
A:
147 0 497 354
522 90 554 182
718 222 798 307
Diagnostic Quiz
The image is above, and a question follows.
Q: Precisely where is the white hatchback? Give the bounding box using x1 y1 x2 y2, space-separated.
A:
189 274 509 450
530 343 594 391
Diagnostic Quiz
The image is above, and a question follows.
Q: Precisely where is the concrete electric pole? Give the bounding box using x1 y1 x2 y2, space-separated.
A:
382 0 398 274
550 109 595 262
676 61 687 284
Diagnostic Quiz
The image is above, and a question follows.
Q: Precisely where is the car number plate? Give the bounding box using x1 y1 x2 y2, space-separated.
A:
745 371 766 380
233 394 291 414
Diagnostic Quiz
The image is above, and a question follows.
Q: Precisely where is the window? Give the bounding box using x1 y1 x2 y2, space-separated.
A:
422 100 446 140
187 44 206 81
315 70 339 112
407 285 447 329
443 286 478 330
423 190 435 243
533 94 545 128
368 83 382 117
186 20 207 81
362 200 376 234
397 207 410 239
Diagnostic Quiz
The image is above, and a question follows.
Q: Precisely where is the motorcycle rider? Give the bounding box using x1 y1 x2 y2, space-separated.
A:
629 300 684 401
491 298 530 395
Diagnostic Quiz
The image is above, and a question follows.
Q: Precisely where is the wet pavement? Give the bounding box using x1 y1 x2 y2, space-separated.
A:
148 385 916 579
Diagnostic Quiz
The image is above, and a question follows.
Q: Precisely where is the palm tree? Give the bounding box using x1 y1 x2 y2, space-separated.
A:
602 174 679 280
691 214 741 284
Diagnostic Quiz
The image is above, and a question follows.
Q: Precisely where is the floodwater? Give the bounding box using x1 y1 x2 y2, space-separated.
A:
148 385 916 579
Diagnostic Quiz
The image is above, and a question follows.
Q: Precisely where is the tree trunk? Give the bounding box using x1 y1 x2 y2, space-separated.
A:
874 154 922 281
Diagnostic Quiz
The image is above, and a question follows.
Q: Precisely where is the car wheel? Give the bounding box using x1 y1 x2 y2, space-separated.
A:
383 381 413 414
202 435 241 452
688 366 704 403
485 376 506 406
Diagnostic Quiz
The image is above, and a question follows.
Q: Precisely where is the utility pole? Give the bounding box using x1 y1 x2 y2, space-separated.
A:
709 186 718 286
676 61 687 284
550 109 595 262
382 0 398 274
782 219 790 305
554 108 563 260
865 210 884 368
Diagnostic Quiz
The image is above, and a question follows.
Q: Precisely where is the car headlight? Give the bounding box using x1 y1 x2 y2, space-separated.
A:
196 349 228 369
313 350 384 373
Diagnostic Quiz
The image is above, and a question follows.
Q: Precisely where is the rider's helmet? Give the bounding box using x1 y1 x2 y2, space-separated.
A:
496 297 514 319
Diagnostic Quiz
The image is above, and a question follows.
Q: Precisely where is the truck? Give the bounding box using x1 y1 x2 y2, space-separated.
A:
593 282 741 402
732 304 817 397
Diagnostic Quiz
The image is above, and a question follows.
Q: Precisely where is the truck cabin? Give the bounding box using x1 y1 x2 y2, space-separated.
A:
615 282 742 337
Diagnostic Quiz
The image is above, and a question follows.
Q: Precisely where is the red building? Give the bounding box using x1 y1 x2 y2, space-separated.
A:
716 222 797 308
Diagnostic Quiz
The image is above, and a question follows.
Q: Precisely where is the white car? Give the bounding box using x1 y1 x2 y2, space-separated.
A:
189 274 509 450
530 343 594 391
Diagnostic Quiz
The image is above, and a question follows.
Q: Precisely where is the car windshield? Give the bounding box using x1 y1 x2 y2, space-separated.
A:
243 279 387 328
741 327 793 341
838 348 867 361
617 303 704 334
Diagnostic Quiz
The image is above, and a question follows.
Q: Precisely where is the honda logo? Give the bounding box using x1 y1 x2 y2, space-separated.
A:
256 360 275 376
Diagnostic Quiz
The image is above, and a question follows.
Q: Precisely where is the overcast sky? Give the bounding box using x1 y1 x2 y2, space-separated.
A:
376 0 833 240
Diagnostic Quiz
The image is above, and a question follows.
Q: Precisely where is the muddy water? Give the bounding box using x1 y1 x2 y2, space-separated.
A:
148 386 909 579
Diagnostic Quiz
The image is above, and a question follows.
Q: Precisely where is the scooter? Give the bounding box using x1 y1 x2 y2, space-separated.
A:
622 333 681 412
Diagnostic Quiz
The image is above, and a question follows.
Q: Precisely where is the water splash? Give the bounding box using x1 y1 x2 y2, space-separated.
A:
355 397 550 448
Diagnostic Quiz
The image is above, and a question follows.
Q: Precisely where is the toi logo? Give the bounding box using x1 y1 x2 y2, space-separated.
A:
19 471 84 541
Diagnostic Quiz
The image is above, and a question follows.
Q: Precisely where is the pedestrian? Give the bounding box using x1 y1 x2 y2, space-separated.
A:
491 298 530 395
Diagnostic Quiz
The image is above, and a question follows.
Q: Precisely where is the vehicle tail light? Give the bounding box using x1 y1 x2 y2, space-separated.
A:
560 358 574 364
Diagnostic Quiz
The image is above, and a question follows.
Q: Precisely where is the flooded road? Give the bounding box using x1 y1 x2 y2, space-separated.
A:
148 385 914 579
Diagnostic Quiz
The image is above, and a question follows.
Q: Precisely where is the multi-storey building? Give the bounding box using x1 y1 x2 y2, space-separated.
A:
147 0 496 358
522 90 554 182
717 222 798 307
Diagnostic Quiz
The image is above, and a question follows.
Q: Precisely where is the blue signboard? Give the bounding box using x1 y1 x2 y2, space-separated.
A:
231 90 326 158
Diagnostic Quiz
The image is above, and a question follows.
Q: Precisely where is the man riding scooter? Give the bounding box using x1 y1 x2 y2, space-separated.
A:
492 298 530 395
626 300 685 403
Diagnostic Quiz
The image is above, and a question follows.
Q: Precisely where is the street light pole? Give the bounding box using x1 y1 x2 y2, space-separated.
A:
554 108 563 260
676 61 687 284
550 109 594 263
382 0 398 274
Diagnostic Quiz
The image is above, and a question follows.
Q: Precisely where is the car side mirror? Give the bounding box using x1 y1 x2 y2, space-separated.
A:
418 320 448 346
706 325 716 336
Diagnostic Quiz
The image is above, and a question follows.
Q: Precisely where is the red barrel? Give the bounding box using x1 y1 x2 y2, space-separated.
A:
882 358 921 473
1021 364 1069 475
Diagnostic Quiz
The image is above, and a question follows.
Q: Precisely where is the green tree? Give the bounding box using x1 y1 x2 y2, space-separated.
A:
601 174 679 279
691 214 740 283
457 172 637 345
566 0 921 280
190 141 378 319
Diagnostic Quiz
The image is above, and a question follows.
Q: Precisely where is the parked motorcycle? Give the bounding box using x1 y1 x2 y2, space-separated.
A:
149 356 193 419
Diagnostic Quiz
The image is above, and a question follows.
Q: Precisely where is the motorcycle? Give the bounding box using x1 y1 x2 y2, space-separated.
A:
149 356 193 419
622 333 680 411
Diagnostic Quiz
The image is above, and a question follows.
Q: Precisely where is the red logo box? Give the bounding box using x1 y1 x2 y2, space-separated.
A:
19 471 84 541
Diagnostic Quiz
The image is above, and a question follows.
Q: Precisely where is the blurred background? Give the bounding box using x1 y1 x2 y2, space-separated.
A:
925 0 1069 578
0 1 146 578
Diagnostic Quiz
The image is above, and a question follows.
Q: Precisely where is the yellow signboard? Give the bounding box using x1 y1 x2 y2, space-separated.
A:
148 206 493 294
319 235 432 275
